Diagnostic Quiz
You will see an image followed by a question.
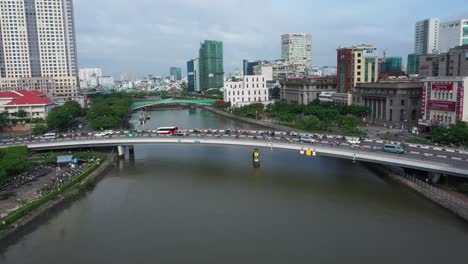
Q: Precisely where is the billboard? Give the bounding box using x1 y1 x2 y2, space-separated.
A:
428 101 456 112
432 83 454 91
363 49 378 58
458 87 464 120
421 87 426 116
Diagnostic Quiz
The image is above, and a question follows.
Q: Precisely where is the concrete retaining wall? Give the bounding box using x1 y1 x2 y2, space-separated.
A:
0 152 116 242
202 106 305 132
364 163 468 222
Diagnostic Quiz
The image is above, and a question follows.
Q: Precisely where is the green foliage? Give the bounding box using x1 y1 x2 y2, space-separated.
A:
0 146 31 185
205 89 223 98
15 109 28 123
0 156 105 229
232 103 265 119
406 136 431 145
86 94 132 130
266 102 367 136
432 121 468 147
270 87 280 100
0 110 8 130
46 100 83 131
32 123 48 135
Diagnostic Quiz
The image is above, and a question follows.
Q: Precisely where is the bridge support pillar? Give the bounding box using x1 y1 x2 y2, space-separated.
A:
117 145 126 159
128 145 135 159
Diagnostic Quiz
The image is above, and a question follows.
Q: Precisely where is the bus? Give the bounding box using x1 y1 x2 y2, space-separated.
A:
42 133 56 140
157 127 179 135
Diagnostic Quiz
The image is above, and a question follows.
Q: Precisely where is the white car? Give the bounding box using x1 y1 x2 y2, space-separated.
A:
299 136 316 143
347 138 361 145
94 132 106 137
104 130 114 136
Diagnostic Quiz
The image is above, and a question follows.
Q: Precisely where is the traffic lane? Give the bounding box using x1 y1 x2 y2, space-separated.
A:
4 135 468 169
362 141 468 160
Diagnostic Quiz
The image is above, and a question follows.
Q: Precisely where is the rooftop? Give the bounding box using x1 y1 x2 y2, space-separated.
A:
0 90 54 106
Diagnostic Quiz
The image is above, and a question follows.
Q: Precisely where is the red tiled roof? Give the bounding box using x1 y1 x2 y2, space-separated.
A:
0 90 53 106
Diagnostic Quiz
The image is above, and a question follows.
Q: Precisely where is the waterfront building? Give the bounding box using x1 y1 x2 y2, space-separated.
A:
414 18 440 55
223 75 269 108
280 76 336 105
352 81 423 127
0 90 55 120
170 67 182 81
0 0 79 98
439 19 468 53
253 60 307 81
79 68 102 81
419 76 468 129
281 34 312 67
199 40 224 91
336 44 379 94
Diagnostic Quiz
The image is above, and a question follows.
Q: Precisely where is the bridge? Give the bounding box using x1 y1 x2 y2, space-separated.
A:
132 98 216 110
2 130 468 178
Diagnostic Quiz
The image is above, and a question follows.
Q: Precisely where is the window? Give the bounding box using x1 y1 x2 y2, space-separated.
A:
401 100 405 106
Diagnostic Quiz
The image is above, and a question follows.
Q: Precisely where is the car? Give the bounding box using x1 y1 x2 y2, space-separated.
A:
127 132 140 137
299 136 316 143
347 138 361 145
174 131 187 137
94 132 106 137
383 144 405 154
104 130 114 136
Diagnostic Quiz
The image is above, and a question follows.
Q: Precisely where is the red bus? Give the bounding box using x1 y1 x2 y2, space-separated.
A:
157 127 179 135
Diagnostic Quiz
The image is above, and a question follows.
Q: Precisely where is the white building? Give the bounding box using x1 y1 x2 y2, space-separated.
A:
0 90 55 120
419 76 468 129
439 19 468 53
414 18 440 54
79 68 103 81
0 0 79 98
281 33 312 67
224 75 270 108
322 66 337 76
99 76 114 86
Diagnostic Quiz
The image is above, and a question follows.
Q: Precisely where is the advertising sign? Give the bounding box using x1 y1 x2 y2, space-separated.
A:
458 87 464 120
432 83 454 91
421 86 426 116
428 101 456 112
363 49 378 58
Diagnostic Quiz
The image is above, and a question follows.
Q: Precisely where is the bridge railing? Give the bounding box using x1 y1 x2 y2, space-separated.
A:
394 171 468 210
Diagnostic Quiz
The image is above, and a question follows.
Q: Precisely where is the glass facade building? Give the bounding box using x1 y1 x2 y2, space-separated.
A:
383 57 402 73
170 67 182 81
407 54 420 75
199 40 224 90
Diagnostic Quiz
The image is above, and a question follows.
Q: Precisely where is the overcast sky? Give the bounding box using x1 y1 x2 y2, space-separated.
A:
74 0 468 79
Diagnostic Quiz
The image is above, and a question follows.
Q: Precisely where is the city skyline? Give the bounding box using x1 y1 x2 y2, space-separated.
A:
74 0 468 78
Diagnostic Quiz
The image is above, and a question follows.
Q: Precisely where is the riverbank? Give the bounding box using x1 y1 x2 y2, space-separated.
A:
363 163 468 223
0 151 116 242
202 106 306 132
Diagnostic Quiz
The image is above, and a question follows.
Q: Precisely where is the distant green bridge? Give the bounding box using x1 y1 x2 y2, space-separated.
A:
132 98 216 110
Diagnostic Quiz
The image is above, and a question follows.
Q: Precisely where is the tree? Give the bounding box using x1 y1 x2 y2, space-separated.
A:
0 111 8 131
46 100 83 131
15 109 28 124
270 87 281 100
32 123 48 135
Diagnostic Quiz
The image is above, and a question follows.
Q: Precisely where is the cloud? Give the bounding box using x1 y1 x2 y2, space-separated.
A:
74 0 468 78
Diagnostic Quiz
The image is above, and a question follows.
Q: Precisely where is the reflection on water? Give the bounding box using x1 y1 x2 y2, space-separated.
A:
1 109 467 264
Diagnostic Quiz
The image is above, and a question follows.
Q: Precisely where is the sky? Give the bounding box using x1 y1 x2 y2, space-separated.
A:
74 0 468 79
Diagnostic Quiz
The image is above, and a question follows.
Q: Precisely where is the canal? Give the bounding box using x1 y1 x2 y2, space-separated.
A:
1 108 467 263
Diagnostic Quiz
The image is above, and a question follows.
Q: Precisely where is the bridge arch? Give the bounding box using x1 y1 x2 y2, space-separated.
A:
132 99 216 111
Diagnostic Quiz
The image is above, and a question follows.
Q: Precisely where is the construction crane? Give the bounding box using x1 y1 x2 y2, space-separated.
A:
382 48 388 61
